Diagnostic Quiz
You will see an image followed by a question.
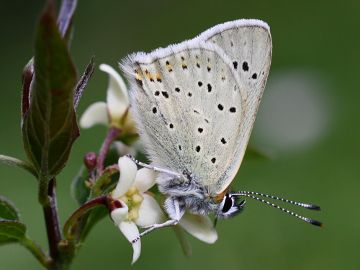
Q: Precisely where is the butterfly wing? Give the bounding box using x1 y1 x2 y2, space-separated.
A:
198 19 272 193
121 41 246 195
121 19 271 196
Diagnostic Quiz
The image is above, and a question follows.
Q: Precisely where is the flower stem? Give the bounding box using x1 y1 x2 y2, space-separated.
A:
63 196 109 240
42 178 62 267
97 127 121 174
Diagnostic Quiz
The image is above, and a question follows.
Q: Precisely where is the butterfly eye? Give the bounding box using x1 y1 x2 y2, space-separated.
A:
218 194 245 219
221 194 233 213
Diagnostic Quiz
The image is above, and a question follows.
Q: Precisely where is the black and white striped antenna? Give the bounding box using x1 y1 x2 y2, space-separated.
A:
232 191 322 227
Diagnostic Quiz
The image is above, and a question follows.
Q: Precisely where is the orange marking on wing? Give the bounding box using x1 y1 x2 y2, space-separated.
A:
213 188 228 203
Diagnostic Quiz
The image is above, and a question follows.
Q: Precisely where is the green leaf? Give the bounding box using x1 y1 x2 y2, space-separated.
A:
21 59 34 117
21 0 78 117
0 199 50 265
0 220 26 245
0 197 20 221
22 2 78 180
0 218 50 266
71 166 91 205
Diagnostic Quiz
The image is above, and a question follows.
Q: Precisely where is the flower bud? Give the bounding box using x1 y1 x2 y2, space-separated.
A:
84 152 97 171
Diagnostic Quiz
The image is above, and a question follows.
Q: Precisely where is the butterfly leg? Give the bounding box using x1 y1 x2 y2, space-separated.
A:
132 197 185 243
126 154 181 178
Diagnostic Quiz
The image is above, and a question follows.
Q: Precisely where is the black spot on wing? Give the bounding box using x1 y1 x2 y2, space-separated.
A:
233 61 238 70
162 91 169 98
242 61 249 71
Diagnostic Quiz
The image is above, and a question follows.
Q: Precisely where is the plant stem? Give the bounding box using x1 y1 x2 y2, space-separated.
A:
96 127 121 174
42 178 62 268
21 237 52 268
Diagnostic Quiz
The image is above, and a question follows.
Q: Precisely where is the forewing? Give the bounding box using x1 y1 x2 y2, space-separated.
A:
121 43 245 194
199 20 272 193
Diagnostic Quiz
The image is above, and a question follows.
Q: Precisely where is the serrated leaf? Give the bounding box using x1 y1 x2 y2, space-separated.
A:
22 3 78 179
0 220 26 245
0 197 20 221
71 166 91 205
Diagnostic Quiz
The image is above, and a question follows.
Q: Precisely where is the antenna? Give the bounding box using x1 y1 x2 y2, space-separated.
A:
232 191 323 227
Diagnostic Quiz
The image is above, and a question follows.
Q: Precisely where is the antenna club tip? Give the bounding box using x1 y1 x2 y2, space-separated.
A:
309 219 323 227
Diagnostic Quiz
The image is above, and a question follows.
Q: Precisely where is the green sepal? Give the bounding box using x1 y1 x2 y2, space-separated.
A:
71 166 91 205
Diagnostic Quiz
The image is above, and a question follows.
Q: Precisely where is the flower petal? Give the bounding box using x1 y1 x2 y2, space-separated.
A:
179 213 218 244
118 221 141 264
112 156 137 198
110 200 128 226
135 194 165 227
134 168 156 192
100 64 129 122
79 102 108 128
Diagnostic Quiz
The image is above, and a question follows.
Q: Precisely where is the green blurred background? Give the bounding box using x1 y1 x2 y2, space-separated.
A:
0 0 358 269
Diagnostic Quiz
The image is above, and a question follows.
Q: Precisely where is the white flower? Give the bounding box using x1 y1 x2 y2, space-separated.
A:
110 156 218 263
79 64 137 137
110 156 164 264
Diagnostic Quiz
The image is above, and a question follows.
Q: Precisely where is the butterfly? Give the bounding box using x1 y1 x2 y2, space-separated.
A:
120 19 321 242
